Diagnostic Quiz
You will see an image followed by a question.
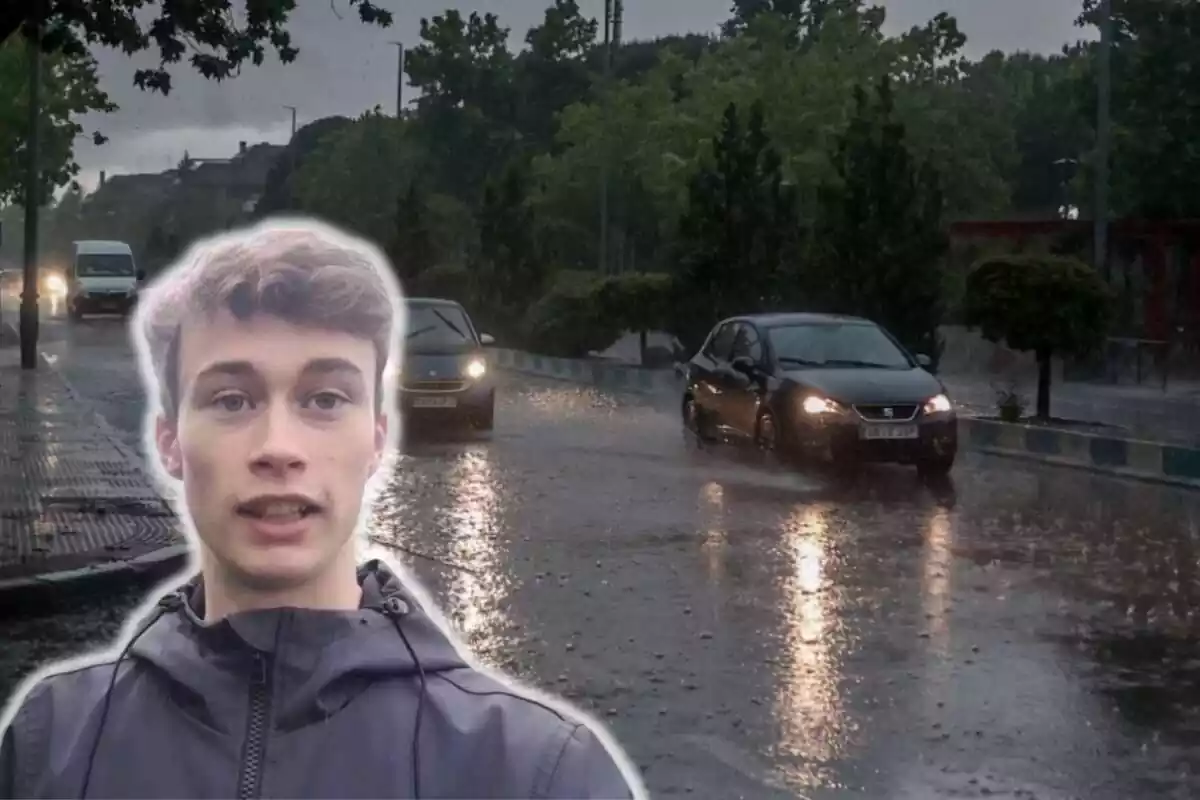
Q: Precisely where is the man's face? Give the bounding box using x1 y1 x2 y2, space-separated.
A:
155 309 388 591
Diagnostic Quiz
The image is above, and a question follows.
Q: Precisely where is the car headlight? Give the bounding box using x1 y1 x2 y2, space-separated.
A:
801 395 845 415
465 358 486 379
43 275 66 296
923 393 952 414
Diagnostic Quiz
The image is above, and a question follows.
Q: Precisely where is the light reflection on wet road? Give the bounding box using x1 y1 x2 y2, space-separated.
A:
29 315 1200 799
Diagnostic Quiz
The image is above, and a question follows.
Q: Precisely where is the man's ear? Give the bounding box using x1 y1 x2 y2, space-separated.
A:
369 412 389 476
155 413 183 480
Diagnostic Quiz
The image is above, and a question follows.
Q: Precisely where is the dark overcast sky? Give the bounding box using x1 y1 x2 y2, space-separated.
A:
72 0 1090 189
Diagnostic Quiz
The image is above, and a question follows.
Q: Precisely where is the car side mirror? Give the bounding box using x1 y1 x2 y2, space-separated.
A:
479 333 495 346
915 353 932 369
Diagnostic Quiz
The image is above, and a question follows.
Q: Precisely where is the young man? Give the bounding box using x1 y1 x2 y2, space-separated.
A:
0 219 643 799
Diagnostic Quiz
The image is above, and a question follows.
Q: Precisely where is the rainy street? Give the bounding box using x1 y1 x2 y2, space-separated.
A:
13 312 1200 799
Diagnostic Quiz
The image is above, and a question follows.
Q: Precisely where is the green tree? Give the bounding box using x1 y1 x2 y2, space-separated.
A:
536 7 1004 273
1 1 392 94
723 0 858 38
992 49 1090 216
476 159 544 339
808 75 947 361
290 110 422 247
1078 0 1200 218
405 10 518 199
387 181 437 292
515 1 599 150
671 99 798 352
0 36 115 205
597 34 714 83
964 254 1113 419
255 116 354 218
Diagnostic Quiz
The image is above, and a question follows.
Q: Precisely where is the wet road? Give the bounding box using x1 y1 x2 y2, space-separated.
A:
10 308 1200 799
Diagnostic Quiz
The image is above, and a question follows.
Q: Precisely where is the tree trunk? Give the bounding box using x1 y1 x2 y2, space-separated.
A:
1035 347 1052 420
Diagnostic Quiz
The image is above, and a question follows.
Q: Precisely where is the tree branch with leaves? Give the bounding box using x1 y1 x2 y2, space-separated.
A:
2 0 392 94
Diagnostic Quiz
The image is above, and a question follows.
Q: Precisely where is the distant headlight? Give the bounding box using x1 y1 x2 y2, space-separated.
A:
465 358 486 379
801 395 845 415
43 274 67 297
923 393 952 414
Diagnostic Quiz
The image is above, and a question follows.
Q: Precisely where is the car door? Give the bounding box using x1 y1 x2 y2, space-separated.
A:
723 322 767 439
690 322 737 428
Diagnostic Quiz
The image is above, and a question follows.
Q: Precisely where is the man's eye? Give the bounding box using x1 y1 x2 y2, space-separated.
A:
305 391 349 411
213 393 251 412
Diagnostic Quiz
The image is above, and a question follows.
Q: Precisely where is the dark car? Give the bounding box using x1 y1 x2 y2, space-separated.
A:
399 298 496 431
681 313 957 475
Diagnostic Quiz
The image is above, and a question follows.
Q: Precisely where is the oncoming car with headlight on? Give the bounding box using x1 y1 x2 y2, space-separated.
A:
399 298 496 431
42 271 68 298
681 312 957 476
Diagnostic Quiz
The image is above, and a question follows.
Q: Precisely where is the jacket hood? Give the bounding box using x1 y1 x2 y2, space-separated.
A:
128 559 468 732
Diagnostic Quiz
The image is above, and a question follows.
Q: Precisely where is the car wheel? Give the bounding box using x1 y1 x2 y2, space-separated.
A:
474 401 495 432
683 394 715 443
755 409 778 453
917 451 956 477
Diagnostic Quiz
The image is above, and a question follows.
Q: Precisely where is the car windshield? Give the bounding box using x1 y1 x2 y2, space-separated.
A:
405 303 475 347
76 253 135 277
767 322 913 369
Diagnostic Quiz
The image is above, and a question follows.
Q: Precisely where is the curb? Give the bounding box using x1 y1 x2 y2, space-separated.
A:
959 417 1200 490
0 323 189 608
0 546 192 617
492 346 1200 490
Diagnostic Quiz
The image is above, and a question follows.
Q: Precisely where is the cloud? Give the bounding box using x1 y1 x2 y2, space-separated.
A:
72 0 1090 181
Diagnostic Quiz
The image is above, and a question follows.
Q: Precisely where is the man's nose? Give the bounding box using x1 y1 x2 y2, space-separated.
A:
248 401 307 475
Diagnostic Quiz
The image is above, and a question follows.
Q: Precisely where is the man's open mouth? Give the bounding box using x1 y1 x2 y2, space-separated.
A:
235 497 322 522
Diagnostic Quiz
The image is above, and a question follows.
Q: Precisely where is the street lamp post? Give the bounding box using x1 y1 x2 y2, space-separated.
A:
1094 0 1113 280
282 105 297 141
597 0 611 275
390 42 405 117
20 18 43 370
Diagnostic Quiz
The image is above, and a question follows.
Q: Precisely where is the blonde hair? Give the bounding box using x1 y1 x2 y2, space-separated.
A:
133 218 402 418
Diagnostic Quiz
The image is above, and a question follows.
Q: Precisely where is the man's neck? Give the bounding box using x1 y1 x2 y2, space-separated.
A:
201 550 363 622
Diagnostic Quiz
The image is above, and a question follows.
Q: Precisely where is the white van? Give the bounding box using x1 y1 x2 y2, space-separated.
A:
67 240 143 320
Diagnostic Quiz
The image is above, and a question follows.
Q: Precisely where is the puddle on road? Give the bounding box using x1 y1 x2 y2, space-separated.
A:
1082 631 1200 739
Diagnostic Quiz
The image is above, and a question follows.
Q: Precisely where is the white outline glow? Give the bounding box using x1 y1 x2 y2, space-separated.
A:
0 216 647 799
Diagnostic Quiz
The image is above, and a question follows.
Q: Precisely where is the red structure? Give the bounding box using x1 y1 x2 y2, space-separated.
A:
950 219 1200 344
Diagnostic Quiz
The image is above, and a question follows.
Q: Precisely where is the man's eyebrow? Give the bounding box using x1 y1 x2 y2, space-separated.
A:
301 357 365 378
194 360 258 382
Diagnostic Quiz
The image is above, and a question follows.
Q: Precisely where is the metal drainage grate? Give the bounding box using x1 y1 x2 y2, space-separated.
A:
38 496 175 517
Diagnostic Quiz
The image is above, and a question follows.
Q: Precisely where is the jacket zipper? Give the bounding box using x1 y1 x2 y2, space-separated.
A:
236 651 273 799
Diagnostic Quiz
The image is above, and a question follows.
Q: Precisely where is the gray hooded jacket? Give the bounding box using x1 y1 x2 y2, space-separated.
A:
0 560 640 799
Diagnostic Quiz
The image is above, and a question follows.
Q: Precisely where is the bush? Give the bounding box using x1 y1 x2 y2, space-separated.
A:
522 271 619 357
594 272 674 333
522 271 675 358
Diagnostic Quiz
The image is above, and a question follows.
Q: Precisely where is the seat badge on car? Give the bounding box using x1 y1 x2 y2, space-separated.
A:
883 407 894 418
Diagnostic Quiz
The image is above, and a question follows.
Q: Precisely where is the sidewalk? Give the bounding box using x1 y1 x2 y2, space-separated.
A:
0 339 188 608
941 375 1200 446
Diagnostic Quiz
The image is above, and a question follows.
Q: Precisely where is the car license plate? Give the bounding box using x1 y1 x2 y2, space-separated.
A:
412 396 458 409
860 424 918 440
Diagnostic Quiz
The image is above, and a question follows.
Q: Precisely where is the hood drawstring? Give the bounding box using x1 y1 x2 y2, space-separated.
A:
382 593 427 800
79 592 182 799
